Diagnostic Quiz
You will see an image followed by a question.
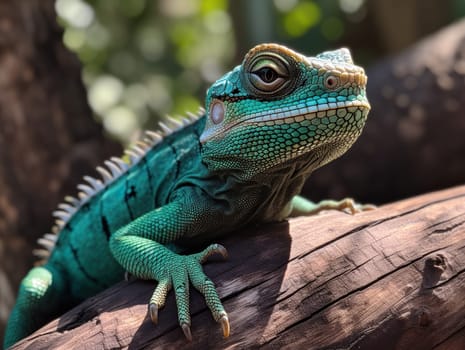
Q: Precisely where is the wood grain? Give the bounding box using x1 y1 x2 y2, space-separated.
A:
12 185 465 349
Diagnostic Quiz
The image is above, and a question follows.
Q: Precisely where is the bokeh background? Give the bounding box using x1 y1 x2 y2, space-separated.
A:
2 0 465 345
55 0 465 143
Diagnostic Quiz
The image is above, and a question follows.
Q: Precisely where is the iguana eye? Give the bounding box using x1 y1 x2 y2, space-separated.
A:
255 67 278 83
249 56 288 91
250 63 286 92
242 50 296 97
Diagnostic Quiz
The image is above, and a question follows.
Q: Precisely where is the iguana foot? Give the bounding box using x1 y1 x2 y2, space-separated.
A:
147 243 229 341
288 195 376 217
325 197 376 214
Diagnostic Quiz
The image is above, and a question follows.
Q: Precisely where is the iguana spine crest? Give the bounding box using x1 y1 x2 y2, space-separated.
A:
33 107 205 262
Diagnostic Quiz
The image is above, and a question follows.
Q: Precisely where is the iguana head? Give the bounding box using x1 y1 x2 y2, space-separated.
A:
200 43 370 181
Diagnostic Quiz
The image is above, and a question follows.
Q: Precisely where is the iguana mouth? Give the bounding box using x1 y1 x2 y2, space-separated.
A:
243 100 371 125
200 99 370 144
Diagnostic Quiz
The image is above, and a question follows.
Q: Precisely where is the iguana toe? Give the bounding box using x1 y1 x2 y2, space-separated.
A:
339 198 376 214
149 278 171 325
194 243 228 263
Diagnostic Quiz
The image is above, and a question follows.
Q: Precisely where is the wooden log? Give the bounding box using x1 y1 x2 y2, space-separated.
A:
11 185 465 349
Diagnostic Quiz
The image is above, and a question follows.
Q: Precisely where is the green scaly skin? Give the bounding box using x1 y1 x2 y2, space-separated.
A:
4 43 370 348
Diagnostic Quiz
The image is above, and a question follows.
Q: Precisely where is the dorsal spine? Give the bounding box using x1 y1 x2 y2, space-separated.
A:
33 107 205 263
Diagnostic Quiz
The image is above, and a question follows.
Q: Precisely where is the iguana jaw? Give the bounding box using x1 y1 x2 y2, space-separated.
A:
215 99 370 132
200 97 369 180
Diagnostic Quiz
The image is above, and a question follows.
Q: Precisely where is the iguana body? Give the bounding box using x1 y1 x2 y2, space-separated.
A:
4 43 370 348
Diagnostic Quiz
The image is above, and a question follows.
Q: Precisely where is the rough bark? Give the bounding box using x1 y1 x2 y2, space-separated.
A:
12 185 465 350
306 18 465 204
0 0 118 343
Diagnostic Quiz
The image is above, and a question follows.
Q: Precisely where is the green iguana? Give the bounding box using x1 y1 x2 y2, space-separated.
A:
4 43 370 348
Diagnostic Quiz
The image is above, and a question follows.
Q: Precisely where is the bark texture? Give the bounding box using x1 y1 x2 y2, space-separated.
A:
12 185 465 350
0 0 118 343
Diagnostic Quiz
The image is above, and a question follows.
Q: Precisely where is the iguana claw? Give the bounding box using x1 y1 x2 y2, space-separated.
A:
181 323 192 342
149 303 158 324
341 199 376 214
220 315 230 338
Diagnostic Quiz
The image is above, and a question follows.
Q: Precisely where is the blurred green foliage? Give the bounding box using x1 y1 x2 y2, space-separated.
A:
55 0 463 144
56 0 235 143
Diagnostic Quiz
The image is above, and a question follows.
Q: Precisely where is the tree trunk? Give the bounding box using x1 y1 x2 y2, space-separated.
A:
11 185 465 349
0 0 119 343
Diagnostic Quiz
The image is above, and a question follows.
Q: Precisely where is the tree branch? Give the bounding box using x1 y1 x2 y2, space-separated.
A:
11 185 465 349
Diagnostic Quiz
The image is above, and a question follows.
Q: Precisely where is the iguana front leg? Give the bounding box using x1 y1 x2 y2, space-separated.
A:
109 196 229 341
288 195 375 217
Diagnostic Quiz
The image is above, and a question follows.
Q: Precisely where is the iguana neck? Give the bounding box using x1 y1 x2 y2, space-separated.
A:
206 150 326 223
